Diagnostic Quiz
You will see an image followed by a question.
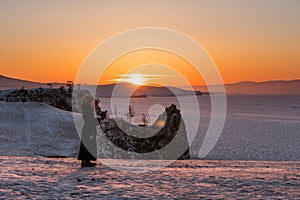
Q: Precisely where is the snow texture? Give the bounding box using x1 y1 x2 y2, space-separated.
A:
0 102 80 157
0 156 299 199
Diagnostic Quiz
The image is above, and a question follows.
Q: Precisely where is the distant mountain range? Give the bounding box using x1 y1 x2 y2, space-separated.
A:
0 75 201 97
1 74 299 95
90 83 202 98
0 75 64 90
191 80 300 95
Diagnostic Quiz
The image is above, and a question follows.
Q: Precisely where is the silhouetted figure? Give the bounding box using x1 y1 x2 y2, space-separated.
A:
77 95 99 167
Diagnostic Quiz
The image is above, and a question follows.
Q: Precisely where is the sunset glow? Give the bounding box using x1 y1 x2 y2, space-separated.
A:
98 50 204 87
0 1 299 85
122 74 145 85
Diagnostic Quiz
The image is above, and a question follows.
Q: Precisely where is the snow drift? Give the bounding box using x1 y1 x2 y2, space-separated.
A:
0 102 80 157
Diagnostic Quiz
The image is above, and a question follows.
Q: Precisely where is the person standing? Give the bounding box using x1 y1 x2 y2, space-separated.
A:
77 94 98 167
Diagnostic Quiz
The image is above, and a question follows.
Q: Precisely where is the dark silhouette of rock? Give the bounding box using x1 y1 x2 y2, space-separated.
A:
0 87 90 112
98 104 190 160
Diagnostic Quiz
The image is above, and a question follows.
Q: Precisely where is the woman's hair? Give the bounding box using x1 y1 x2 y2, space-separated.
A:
82 94 94 105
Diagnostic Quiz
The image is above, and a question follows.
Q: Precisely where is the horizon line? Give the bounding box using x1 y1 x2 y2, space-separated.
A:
1 74 300 87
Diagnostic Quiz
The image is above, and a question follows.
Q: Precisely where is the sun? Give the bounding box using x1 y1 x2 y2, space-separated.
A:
127 74 145 85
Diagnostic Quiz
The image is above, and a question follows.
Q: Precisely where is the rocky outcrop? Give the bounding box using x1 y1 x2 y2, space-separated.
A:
0 87 89 112
97 104 190 160
0 86 190 160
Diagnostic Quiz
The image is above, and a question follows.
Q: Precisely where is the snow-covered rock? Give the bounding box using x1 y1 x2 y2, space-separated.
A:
97 104 190 160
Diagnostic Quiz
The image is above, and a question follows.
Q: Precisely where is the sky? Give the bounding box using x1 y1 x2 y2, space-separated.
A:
0 0 300 86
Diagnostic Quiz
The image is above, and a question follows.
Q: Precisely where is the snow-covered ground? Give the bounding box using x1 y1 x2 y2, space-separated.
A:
0 95 299 161
0 102 80 157
0 96 299 198
0 156 299 199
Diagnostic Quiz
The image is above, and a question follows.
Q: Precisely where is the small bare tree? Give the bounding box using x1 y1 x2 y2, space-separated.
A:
141 113 148 126
125 105 135 125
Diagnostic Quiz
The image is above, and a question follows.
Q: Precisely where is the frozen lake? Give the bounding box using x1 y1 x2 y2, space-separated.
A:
99 95 300 161
0 95 299 161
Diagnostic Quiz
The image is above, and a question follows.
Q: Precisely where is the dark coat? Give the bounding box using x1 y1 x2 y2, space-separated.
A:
77 104 98 161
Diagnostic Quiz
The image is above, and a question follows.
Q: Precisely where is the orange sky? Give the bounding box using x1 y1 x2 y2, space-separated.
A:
98 49 205 86
0 0 300 86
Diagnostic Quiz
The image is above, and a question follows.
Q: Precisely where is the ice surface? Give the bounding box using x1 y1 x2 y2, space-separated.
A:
99 95 300 161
